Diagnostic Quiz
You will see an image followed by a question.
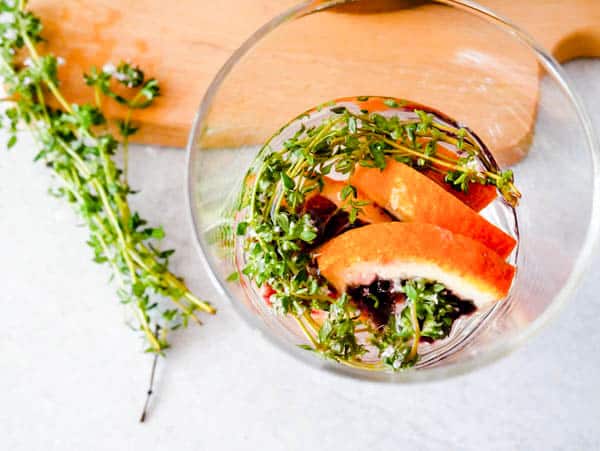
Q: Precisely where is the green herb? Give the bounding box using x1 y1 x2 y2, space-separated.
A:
234 97 519 370
373 279 468 370
0 0 215 354
316 295 366 361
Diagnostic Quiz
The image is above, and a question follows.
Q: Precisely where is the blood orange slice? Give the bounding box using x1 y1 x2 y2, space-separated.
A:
350 159 516 258
423 145 497 211
316 222 515 307
313 178 392 224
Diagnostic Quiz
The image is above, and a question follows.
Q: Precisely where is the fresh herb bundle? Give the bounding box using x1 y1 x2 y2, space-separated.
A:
0 0 215 354
235 99 519 370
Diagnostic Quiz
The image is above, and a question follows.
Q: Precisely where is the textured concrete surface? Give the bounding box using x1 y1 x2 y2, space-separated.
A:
1 60 599 450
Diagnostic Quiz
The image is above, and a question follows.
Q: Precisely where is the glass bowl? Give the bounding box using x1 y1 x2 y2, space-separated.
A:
186 0 600 381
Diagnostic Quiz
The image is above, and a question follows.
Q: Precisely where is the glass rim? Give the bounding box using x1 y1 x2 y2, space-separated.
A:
185 0 600 382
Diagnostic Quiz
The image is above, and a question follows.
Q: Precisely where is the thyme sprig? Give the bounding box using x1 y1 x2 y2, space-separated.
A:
373 279 472 370
0 0 215 353
236 99 518 369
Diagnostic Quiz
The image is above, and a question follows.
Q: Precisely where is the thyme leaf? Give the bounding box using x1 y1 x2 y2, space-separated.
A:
0 0 215 353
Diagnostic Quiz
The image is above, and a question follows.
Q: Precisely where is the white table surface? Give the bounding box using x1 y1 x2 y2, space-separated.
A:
2 60 600 451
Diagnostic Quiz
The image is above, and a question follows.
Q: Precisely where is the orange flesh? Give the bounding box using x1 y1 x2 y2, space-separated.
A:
316 222 516 304
332 97 497 211
309 178 392 224
333 96 423 113
350 159 516 259
423 144 497 212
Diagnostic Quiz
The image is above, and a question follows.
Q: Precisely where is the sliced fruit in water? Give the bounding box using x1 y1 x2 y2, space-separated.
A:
316 222 515 308
350 159 516 258
302 178 392 245
423 144 497 212
312 177 392 224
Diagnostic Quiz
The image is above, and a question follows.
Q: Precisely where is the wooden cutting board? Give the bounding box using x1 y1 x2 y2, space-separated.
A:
30 0 600 165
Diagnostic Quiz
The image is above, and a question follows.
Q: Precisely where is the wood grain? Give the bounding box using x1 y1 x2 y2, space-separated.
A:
29 0 600 165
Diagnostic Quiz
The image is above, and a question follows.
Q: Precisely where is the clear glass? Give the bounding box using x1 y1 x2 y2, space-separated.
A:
186 0 600 381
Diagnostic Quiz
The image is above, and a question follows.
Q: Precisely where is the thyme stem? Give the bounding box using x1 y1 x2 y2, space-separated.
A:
140 330 160 423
